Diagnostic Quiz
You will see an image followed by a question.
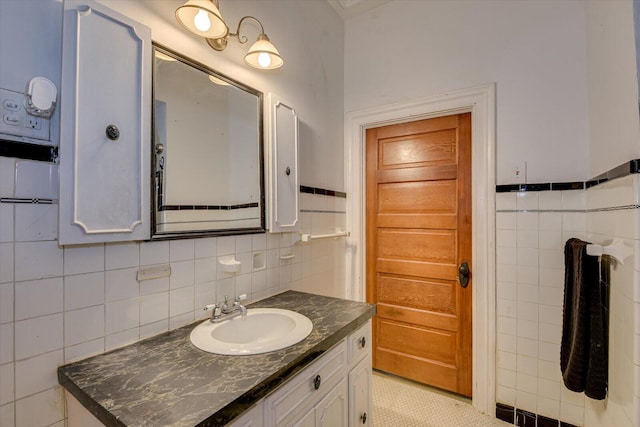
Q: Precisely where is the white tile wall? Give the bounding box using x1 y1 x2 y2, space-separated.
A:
496 190 587 423
0 183 344 426
497 177 640 427
292 192 347 299
584 175 639 427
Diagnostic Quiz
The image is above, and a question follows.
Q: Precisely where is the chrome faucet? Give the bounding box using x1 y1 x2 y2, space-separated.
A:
204 294 247 323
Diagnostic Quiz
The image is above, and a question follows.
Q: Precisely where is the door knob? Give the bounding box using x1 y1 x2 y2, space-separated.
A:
459 261 470 288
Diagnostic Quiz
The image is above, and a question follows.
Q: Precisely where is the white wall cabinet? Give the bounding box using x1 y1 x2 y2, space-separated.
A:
266 92 299 233
58 0 151 245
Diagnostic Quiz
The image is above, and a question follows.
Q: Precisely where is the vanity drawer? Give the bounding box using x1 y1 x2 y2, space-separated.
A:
265 339 347 426
347 321 371 367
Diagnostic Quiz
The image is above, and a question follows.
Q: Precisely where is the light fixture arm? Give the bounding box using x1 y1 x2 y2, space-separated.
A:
207 15 265 51
231 16 265 45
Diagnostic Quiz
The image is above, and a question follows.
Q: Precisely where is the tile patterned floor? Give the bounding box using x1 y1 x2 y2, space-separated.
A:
372 371 512 427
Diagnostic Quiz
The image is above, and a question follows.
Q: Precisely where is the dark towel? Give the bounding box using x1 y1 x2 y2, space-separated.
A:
560 238 608 400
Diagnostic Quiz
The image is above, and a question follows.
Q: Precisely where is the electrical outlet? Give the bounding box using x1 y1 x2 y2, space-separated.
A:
512 162 527 184
25 116 41 130
0 88 50 142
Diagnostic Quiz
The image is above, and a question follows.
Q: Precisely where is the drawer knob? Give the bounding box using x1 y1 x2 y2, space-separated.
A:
359 336 366 348
313 374 321 390
361 412 367 424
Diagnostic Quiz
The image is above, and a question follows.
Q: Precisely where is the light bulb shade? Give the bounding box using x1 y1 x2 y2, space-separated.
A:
176 0 228 39
244 34 283 70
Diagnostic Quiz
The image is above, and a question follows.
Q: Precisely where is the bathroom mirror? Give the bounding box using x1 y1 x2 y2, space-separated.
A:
151 44 265 239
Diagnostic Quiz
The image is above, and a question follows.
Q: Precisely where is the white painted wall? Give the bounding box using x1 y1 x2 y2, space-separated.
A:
584 2 640 426
345 0 590 184
0 1 345 425
0 0 62 146
103 0 345 192
585 0 640 178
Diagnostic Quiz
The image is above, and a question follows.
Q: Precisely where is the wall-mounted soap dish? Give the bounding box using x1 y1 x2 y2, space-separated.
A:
218 257 241 273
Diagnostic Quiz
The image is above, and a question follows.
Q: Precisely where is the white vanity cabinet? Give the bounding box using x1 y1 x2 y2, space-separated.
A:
58 0 151 245
266 92 299 233
264 321 372 427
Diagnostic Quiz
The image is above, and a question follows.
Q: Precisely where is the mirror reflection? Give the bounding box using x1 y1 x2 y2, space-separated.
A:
151 45 265 239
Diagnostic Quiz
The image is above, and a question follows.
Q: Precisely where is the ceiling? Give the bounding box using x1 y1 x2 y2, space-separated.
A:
327 0 393 19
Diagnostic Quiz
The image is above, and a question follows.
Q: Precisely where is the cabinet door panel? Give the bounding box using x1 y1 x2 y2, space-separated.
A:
267 92 299 232
290 408 315 427
348 359 371 427
316 380 348 427
59 0 151 244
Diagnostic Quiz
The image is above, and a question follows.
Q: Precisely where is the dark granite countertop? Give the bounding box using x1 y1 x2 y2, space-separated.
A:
58 291 375 427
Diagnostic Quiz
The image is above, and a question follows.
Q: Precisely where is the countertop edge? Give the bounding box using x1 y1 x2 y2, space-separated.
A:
58 369 126 427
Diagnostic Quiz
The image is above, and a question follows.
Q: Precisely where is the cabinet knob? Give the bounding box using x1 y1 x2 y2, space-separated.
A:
313 374 321 390
359 336 366 348
361 412 367 424
105 124 120 141
285 166 291 176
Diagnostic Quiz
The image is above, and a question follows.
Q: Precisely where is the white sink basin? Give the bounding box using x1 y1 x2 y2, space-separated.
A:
190 308 313 355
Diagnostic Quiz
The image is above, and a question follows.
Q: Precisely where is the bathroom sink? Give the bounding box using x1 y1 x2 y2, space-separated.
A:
190 308 313 355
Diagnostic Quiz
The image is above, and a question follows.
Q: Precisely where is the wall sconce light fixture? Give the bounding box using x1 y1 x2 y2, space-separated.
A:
175 0 284 70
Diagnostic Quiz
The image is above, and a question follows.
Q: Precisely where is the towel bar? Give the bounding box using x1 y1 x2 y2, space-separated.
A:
300 231 350 242
586 238 632 264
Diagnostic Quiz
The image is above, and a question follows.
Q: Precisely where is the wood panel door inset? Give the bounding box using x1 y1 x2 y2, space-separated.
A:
366 113 472 396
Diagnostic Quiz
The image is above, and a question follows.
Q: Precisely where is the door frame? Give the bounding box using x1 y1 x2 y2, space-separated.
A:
344 83 496 414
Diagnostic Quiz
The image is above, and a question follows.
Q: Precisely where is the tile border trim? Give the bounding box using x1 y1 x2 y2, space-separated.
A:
0 197 56 204
496 159 640 193
300 185 347 198
158 202 259 211
0 139 58 163
495 403 579 427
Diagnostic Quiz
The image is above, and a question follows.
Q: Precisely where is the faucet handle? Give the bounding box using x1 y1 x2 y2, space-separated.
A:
203 303 218 311
204 303 222 317
235 294 247 302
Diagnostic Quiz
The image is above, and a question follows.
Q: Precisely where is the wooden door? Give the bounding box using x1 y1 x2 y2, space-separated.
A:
365 113 472 396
